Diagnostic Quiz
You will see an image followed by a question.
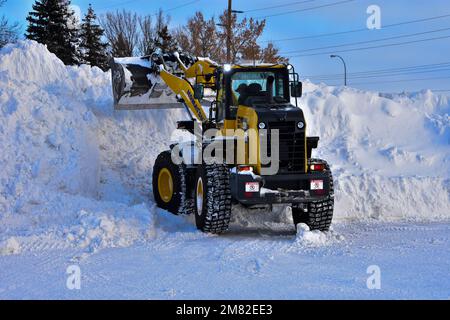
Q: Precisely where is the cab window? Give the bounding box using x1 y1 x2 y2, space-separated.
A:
231 71 286 106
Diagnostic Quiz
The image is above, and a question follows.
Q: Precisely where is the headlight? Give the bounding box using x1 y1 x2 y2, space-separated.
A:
258 122 266 129
223 64 232 72
297 121 305 129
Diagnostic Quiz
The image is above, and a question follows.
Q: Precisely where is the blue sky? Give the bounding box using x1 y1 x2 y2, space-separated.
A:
2 0 450 93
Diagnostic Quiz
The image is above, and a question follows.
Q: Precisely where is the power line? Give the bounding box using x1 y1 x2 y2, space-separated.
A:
306 67 450 81
301 62 450 85
255 0 357 19
244 0 316 13
308 68 450 81
165 0 201 12
288 34 450 57
303 61 450 79
261 13 450 43
282 27 450 54
329 75 450 85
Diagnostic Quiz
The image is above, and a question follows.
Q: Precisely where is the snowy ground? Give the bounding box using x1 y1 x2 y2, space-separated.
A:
1 214 449 299
0 41 449 299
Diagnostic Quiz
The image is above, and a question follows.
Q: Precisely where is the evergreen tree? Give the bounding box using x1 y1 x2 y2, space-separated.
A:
26 0 79 65
79 4 109 70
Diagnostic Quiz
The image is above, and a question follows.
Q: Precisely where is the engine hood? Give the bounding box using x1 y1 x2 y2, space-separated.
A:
252 104 305 124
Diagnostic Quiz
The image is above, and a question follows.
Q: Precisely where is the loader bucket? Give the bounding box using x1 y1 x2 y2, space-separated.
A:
111 57 183 110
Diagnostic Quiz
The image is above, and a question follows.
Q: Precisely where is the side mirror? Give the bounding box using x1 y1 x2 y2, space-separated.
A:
193 84 204 100
291 82 303 98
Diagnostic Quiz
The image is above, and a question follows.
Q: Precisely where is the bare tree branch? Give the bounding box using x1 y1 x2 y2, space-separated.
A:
99 10 139 57
0 0 20 48
138 15 156 56
218 12 266 63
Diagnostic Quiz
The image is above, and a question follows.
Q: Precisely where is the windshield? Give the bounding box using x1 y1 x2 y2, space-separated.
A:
231 71 286 106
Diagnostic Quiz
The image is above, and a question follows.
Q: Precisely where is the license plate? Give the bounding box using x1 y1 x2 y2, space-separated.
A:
245 182 260 192
310 180 324 190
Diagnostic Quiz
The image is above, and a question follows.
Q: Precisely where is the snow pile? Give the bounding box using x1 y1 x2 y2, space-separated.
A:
66 203 156 255
301 81 450 221
0 237 21 255
0 41 104 207
292 223 344 247
0 41 160 255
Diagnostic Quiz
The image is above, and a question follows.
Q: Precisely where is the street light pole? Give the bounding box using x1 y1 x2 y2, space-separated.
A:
330 54 347 86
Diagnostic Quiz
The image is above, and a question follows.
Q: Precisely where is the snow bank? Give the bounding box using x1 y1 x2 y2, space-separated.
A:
335 175 449 221
301 82 450 178
0 41 448 255
300 81 450 221
0 41 105 203
0 41 161 255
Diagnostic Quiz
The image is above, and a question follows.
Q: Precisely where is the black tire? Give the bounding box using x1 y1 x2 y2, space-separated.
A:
152 150 194 215
194 164 232 234
292 158 334 231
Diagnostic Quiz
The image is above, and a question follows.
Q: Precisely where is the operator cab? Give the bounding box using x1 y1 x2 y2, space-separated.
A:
213 64 302 123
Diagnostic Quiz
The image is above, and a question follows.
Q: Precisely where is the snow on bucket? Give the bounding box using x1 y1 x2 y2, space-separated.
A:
111 56 184 110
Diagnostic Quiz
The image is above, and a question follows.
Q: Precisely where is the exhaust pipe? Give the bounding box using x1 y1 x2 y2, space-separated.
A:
266 75 275 104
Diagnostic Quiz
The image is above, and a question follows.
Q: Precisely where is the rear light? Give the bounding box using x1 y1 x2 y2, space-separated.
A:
310 163 325 171
238 166 253 172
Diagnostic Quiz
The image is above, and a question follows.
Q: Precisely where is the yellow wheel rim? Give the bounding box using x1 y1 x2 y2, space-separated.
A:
196 177 204 215
158 168 173 203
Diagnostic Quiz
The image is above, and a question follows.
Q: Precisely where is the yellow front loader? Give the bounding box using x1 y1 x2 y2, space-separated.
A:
111 51 334 234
